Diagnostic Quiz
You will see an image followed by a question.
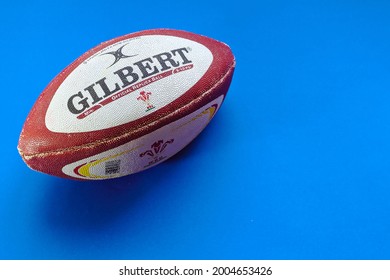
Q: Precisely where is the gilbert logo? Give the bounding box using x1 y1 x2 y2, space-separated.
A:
100 44 138 68
140 139 174 167
137 91 155 112
67 46 193 120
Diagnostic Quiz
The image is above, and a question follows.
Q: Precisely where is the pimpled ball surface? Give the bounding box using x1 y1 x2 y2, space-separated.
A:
18 29 235 180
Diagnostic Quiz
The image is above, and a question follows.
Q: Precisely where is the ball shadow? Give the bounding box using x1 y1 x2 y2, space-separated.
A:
41 162 176 236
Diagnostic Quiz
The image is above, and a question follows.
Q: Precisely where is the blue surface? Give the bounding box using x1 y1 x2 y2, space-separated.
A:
2 0 390 259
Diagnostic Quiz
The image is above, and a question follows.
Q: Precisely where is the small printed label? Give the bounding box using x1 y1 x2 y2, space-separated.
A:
45 35 213 133
61 95 224 179
105 160 121 175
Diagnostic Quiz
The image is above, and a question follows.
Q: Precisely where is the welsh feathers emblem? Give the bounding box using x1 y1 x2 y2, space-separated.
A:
137 91 155 112
140 139 174 168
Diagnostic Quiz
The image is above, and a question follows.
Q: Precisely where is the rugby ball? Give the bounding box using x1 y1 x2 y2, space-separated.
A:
18 29 235 180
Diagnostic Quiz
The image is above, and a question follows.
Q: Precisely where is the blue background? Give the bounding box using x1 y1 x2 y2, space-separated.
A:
2 0 390 259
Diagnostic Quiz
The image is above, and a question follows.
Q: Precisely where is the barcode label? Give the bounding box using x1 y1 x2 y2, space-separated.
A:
105 160 121 175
